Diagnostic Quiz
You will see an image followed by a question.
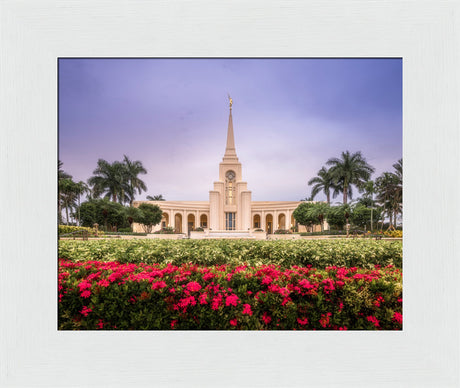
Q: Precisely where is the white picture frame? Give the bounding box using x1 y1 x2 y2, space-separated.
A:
1 1 459 386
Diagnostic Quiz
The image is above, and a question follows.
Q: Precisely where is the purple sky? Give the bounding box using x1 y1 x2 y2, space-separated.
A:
59 58 402 202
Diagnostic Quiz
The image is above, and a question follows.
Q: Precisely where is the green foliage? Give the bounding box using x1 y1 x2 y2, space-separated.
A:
350 204 382 229
134 204 163 233
293 202 316 227
58 225 103 236
274 229 292 234
77 198 128 230
58 239 402 269
153 227 176 234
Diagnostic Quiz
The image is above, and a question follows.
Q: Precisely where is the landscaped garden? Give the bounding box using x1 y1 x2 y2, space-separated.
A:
58 239 402 330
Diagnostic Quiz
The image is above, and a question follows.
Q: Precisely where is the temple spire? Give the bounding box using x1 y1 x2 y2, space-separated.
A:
223 96 238 161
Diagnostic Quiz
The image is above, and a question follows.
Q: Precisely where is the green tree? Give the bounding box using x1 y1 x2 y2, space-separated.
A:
293 202 316 231
306 202 330 232
307 167 338 204
146 194 165 201
77 198 128 230
58 160 72 224
328 204 352 236
123 155 148 206
375 171 400 230
326 151 375 204
88 159 129 203
59 178 79 225
350 204 382 230
134 203 163 233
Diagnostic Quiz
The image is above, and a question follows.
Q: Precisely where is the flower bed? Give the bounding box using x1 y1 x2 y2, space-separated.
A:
58 239 402 268
58 259 402 330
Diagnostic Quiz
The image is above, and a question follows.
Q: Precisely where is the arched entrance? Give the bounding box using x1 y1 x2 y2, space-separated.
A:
291 214 295 230
266 214 273 234
253 214 261 229
174 213 182 233
200 214 208 228
278 213 286 230
187 214 195 233
161 213 169 229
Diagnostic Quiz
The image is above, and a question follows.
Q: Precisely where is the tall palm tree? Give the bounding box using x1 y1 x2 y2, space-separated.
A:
326 151 375 204
88 159 129 203
146 194 165 201
307 167 338 204
58 160 72 224
123 155 147 206
73 181 90 226
375 172 399 230
59 178 78 225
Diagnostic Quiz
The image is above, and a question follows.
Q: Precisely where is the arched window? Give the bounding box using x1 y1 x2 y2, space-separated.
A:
225 170 236 205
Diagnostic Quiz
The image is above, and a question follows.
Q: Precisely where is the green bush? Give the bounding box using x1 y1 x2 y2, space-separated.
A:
58 239 402 269
118 227 132 233
58 225 103 236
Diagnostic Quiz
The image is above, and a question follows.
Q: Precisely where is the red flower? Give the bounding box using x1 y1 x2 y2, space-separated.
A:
151 281 167 290
392 312 403 325
225 294 239 307
262 312 272 325
367 316 380 328
97 279 110 288
297 317 309 325
80 290 91 298
230 318 237 326
171 320 178 329
186 281 201 292
80 306 92 317
242 304 253 316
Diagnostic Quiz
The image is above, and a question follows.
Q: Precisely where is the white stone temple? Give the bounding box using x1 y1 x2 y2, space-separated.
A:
133 100 309 237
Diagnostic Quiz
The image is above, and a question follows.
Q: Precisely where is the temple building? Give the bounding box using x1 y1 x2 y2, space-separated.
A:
133 100 312 236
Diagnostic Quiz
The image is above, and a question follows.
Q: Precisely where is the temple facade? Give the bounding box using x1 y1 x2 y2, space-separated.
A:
133 101 311 235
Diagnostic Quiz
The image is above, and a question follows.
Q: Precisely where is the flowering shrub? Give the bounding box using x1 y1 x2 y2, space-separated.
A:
383 230 403 238
58 239 402 268
58 225 103 236
58 260 402 330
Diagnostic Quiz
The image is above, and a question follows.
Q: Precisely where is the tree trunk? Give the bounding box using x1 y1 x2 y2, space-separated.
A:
343 185 348 204
326 192 330 204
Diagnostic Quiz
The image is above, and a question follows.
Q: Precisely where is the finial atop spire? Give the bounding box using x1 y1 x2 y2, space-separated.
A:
223 96 238 162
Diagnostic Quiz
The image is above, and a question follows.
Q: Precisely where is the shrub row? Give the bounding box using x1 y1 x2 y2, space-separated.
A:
58 225 103 236
58 259 402 330
58 239 402 269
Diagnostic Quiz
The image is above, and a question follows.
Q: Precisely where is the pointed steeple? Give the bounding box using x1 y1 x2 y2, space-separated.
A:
223 97 238 162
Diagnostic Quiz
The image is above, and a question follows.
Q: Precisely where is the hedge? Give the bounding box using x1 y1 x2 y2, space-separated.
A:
58 239 402 269
58 259 402 330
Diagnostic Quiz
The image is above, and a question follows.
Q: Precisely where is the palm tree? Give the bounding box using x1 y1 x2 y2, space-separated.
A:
88 159 129 203
123 155 148 206
375 172 399 230
307 167 338 204
326 151 375 204
146 194 165 201
73 181 90 226
58 160 72 224
59 178 78 225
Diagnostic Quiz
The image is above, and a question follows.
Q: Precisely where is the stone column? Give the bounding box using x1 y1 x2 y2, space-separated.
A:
286 210 290 230
182 210 187 234
261 211 266 231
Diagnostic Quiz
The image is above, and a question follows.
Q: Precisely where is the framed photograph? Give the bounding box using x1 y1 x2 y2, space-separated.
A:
1 1 459 386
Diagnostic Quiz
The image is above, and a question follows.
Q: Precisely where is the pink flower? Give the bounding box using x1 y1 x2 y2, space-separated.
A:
230 318 237 326
78 280 91 292
297 317 309 325
186 281 201 292
392 312 403 325
319 313 332 328
225 294 239 307
242 304 253 316
97 319 104 329
211 295 223 310
203 272 215 281
80 306 92 317
367 316 380 327
171 320 177 329
80 290 91 298
151 281 167 290
262 312 272 325
262 276 273 285
97 279 110 288
299 279 314 289
199 293 208 305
